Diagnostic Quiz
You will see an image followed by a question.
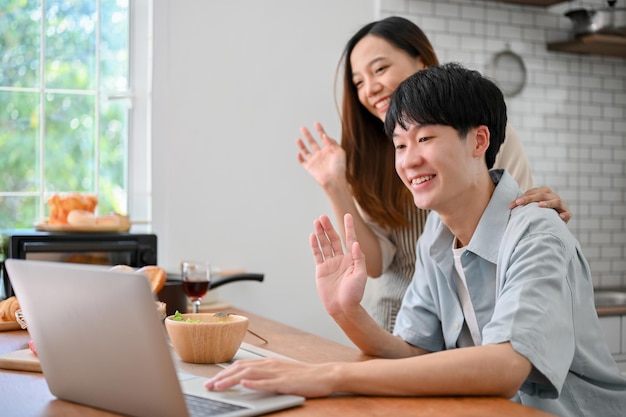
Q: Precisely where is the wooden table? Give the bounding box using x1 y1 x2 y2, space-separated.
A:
0 306 557 417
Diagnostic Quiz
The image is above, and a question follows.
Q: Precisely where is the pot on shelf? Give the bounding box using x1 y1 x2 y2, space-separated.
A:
565 1 626 37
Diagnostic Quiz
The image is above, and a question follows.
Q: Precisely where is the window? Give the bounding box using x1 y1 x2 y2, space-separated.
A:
0 0 151 229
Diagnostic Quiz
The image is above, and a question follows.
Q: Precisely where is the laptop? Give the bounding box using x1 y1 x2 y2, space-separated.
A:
5 259 305 417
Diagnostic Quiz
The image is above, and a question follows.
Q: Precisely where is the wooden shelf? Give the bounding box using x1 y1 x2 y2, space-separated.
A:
484 0 567 5
547 34 626 58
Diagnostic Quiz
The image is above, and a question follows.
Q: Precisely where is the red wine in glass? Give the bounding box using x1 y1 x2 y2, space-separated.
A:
181 261 211 313
182 281 209 298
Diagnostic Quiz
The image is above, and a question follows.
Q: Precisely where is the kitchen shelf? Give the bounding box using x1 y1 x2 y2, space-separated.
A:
484 0 567 5
547 34 626 58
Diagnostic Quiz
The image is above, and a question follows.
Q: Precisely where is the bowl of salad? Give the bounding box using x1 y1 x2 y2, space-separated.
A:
165 311 248 364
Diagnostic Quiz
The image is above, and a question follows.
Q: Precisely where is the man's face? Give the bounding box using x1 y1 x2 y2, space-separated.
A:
392 122 483 215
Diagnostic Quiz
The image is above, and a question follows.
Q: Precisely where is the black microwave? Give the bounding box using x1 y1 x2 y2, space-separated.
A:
1 230 157 298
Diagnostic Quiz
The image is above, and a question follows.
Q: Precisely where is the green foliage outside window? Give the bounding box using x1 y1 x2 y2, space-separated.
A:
0 0 130 229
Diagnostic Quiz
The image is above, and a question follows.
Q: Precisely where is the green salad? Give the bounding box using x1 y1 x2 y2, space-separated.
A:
170 311 202 323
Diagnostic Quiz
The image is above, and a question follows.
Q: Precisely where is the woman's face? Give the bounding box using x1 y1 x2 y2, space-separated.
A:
350 34 426 122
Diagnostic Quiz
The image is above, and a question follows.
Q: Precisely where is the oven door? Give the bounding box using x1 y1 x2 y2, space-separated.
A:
2 233 157 299
21 241 141 265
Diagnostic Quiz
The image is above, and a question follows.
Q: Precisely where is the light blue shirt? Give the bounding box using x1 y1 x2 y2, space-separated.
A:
394 170 626 417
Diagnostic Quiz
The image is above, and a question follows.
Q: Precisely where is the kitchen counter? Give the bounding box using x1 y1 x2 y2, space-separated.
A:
597 305 626 317
595 288 626 317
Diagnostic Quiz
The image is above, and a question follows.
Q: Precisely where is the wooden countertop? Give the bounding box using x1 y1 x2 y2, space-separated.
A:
597 305 626 317
594 288 626 317
0 306 557 417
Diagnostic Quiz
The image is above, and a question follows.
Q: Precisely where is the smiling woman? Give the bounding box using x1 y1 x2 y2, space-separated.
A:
0 0 152 230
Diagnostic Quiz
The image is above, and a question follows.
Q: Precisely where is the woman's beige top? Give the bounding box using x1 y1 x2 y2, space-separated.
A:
362 125 533 332
494 125 533 191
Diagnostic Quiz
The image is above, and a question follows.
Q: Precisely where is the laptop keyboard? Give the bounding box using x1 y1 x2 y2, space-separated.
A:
185 393 248 416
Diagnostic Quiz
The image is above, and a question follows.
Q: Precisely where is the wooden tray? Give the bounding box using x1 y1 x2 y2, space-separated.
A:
0 348 41 372
35 221 131 233
0 321 21 332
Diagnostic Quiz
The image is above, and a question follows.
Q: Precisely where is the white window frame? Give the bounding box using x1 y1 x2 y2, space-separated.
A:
127 0 153 230
0 0 153 230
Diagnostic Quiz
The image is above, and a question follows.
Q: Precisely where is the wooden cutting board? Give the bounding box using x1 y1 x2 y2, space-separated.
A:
0 348 41 372
0 343 279 375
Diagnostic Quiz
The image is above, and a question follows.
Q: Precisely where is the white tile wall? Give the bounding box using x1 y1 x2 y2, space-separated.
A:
381 0 626 288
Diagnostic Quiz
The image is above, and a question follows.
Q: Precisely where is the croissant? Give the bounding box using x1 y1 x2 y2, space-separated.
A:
0 296 20 322
136 266 167 294
110 265 167 294
47 193 98 225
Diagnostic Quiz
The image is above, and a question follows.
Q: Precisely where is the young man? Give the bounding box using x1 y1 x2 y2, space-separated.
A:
206 63 626 416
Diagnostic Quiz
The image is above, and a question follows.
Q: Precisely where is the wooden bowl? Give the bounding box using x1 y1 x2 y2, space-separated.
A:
164 313 248 364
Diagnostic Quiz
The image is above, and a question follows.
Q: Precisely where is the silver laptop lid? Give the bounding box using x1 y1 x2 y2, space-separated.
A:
6 259 190 417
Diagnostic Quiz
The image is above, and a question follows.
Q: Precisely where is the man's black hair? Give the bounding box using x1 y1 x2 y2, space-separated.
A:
384 62 507 169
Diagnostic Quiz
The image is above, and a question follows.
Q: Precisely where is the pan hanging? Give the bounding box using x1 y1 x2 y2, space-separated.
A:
489 46 527 98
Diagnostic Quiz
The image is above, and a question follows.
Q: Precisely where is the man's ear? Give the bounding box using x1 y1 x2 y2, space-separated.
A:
472 125 490 158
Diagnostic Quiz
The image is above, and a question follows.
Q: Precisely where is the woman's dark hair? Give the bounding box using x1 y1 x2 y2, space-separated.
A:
384 63 507 169
337 16 439 229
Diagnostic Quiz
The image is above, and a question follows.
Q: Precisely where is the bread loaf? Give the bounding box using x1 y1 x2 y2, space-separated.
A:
110 265 136 273
96 213 131 231
111 265 166 294
0 296 20 322
67 209 97 226
136 266 167 294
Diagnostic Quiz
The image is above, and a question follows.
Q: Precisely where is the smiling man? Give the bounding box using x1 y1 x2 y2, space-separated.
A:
206 63 626 417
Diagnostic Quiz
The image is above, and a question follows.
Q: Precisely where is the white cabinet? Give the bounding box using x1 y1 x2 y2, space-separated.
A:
484 0 567 5
599 316 623 355
622 316 626 354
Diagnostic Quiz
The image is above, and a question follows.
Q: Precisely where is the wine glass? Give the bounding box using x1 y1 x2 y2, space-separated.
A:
181 261 211 313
